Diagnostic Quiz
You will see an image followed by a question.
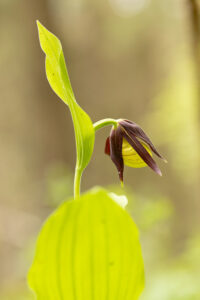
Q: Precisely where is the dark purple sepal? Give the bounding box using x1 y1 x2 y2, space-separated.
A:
123 130 162 176
119 120 165 161
110 127 124 182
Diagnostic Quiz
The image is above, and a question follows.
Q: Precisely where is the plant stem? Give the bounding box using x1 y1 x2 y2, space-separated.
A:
74 166 82 199
93 118 118 131
73 119 117 199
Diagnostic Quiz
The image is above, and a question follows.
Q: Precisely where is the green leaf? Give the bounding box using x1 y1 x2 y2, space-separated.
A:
28 188 144 300
36 20 94 173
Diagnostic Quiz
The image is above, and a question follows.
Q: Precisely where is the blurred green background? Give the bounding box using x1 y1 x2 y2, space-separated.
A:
0 0 200 299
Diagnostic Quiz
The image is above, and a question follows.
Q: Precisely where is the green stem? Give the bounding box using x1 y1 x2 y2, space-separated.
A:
93 118 118 131
73 118 118 199
74 166 82 199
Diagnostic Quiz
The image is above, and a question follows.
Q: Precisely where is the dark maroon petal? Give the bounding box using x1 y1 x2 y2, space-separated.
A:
104 137 110 156
120 120 165 160
110 127 124 182
122 130 162 176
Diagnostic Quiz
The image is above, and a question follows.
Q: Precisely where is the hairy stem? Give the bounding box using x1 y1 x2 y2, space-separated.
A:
73 118 118 199
93 118 118 131
74 166 82 199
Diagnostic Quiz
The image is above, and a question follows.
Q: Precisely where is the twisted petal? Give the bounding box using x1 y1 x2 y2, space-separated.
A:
110 127 124 182
122 129 162 176
120 120 166 161
104 137 110 155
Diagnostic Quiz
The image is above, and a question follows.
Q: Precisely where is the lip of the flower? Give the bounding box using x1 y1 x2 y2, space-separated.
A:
119 124 162 176
119 119 167 162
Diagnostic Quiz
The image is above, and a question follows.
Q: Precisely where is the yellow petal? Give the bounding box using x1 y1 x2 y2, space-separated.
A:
122 138 152 168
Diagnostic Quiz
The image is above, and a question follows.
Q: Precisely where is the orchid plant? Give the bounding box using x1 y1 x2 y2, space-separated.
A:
28 21 165 300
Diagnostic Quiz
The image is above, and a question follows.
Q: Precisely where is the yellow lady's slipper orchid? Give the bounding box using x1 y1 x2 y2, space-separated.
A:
105 119 166 183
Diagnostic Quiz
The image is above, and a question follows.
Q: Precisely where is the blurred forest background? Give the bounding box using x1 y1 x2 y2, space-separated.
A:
0 0 200 299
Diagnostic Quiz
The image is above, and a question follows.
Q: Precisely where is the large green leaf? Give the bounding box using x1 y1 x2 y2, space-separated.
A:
37 21 94 173
28 188 144 300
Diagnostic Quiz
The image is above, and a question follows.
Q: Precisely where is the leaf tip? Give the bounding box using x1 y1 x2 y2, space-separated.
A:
36 20 42 30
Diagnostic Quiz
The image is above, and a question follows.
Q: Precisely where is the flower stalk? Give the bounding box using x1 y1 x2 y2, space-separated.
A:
73 118 118 198
74 166 82 199
93 118 118 131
